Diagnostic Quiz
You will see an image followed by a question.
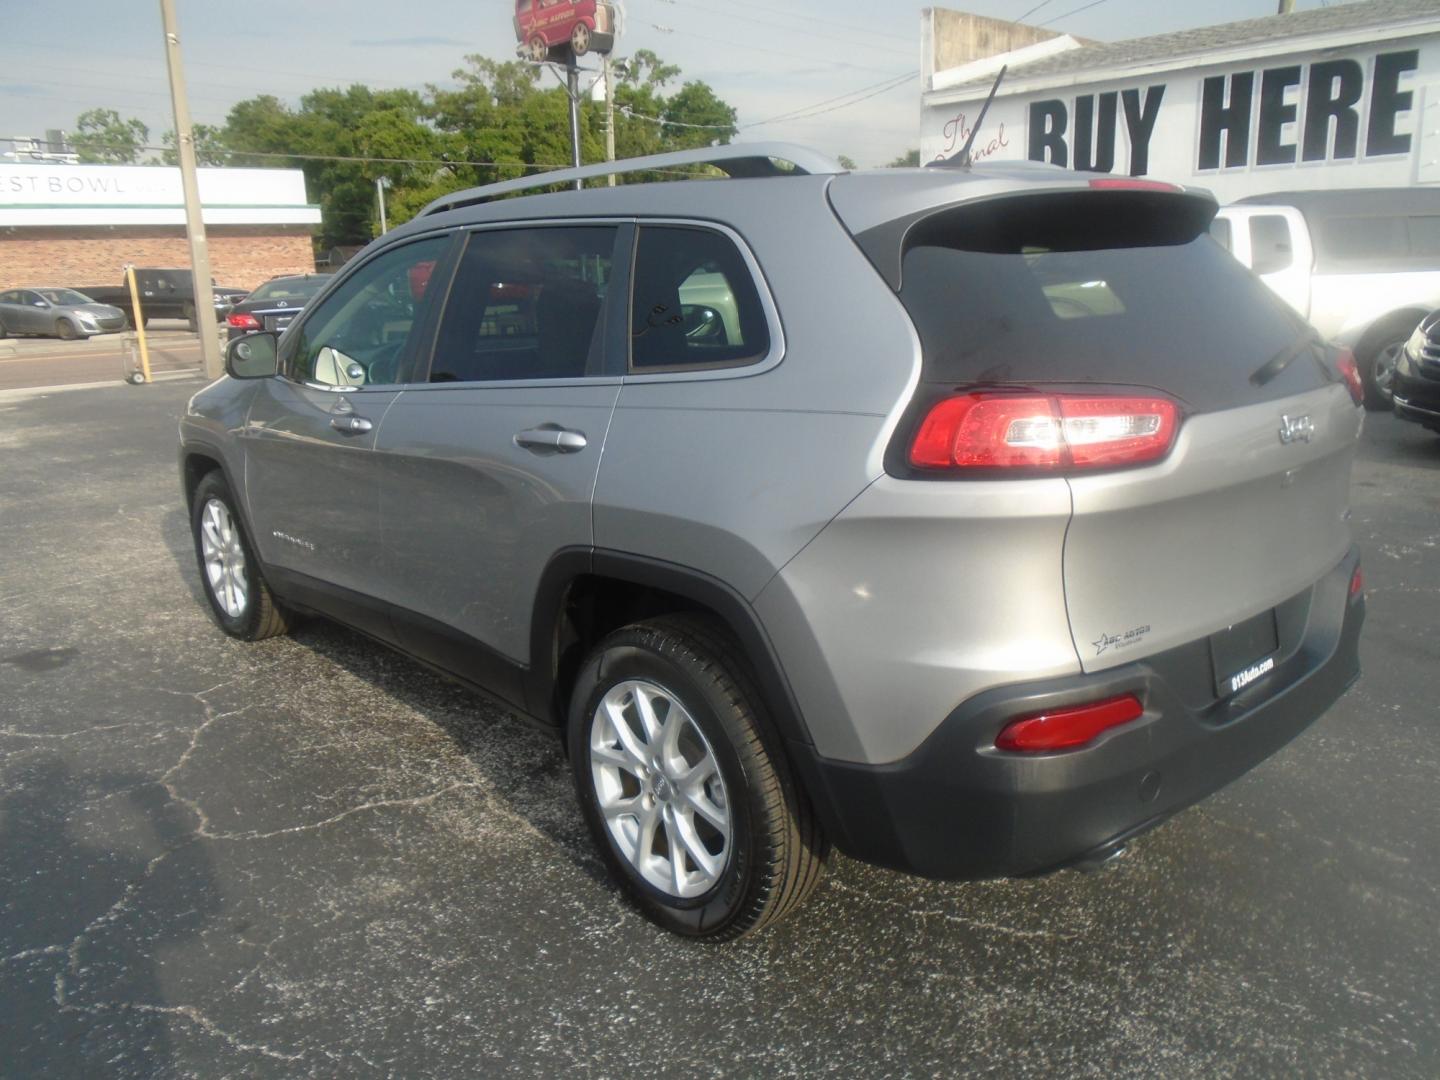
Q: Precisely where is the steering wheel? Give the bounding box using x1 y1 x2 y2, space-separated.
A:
363 340 406 385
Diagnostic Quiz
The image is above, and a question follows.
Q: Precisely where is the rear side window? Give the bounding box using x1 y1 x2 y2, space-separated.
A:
887 192 1324 414
431 226 616 382
629 226 769 371
1248 214 1294 274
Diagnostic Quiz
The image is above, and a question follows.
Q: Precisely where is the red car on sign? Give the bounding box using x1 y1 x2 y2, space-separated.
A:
515 0 617 60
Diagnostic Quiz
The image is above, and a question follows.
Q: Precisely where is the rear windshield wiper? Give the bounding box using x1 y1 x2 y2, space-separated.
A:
1251 329 1320 387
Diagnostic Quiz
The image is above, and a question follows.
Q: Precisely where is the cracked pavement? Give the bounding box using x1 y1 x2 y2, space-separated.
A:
2 380 1437 1078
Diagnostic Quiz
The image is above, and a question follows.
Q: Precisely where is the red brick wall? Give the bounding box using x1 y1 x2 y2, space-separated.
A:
0 225 317 292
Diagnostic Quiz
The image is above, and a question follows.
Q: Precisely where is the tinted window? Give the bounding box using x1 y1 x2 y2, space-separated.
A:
891 194 1324 414
1316 215 1407 261
289 235 447 387
630 226 769 371
430 227 615 382
1405 215 1440 257
248 277 329 302
1249 215 1293 274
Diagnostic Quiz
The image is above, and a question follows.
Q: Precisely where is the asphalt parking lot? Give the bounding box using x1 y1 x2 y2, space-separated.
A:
0 322 206 392
2 378 1437 1078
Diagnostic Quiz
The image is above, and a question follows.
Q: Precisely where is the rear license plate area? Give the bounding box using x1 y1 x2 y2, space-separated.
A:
1210 608 1280 697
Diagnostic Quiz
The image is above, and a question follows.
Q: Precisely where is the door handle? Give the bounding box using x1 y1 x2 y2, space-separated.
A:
514 426 587 453
330 415 373 434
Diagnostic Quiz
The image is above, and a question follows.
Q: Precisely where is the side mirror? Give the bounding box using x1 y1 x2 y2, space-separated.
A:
33 300 48 308
226 331 280 379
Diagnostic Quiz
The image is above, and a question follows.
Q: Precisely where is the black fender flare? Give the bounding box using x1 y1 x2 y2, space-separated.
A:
526 548 816 750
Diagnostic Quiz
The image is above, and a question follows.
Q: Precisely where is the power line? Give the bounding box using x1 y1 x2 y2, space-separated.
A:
644 23 905 75
653 0 918 45
645 0 916 57
747 71 918 128
1038 0 1114 28
1015 0 1060 22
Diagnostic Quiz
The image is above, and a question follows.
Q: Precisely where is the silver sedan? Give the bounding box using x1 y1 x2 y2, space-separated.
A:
0 288 127 340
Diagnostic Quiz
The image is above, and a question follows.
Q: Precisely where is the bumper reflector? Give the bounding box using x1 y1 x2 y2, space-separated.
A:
995 694 1145 753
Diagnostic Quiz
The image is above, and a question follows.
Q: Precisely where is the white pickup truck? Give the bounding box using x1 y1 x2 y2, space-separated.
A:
1212 189 1440 410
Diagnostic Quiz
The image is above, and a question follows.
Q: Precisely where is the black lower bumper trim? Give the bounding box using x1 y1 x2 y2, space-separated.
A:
788 550 1365 880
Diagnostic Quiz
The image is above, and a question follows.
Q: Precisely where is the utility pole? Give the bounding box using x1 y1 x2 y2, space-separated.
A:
159 0 222 380
567 50 583 191
376 176 390 234
605 55 616 186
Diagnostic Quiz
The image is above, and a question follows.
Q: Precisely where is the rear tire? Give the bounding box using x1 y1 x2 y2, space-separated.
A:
190 471 290 641
568 614 828 940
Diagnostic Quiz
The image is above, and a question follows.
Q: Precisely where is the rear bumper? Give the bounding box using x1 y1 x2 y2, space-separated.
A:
789 548 1364 880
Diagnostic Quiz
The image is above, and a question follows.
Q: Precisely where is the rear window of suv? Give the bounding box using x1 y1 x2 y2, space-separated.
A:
889 192 1327 413
629 225 770 372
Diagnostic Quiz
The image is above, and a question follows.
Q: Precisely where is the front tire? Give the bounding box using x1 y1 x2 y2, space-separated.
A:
568 615 828 940
1360 328 1412 411
55 319 77 340
190 471 290 640
570 22 591 55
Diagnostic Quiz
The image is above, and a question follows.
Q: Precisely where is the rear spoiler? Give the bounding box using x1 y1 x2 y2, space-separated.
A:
850 182 1219 292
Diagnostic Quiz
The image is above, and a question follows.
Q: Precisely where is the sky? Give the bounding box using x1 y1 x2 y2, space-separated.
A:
0 0 1345 168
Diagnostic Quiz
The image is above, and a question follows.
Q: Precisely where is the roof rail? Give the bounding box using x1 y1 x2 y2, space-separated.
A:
418 142 845 217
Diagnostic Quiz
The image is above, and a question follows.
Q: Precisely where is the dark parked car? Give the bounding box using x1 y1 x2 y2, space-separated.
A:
77 269 247 329
1392 311 1440 434
224 274 332 340
0 287 126 339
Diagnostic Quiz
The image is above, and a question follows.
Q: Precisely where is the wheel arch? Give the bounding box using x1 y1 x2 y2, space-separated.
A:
528 548 816 751
1355 307 1427 356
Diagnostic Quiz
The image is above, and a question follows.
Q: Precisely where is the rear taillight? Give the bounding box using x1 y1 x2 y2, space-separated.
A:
995 694 1145 753
1087 177 1182 193
227 312 261 330
1335 348 1364 406
909 393 1179 472
1350 564 1364 599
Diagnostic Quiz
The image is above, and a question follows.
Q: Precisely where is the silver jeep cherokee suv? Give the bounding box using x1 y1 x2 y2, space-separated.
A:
180 144 1366 940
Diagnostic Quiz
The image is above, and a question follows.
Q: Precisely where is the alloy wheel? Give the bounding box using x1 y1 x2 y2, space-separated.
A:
200 497 249 619
1373 340 1403 403
589 679 731 899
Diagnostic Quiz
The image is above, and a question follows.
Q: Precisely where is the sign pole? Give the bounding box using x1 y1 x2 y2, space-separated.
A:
124 264 152 384
159 0 223 380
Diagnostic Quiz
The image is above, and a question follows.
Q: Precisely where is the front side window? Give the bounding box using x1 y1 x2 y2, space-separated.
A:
629 225 769 372
430 226 615 382
289 236 447 387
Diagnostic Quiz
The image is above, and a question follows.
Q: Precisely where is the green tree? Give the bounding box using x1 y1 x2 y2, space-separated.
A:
160 124 231 166
837 154 858 170
888 148 921 167
72 109 149 164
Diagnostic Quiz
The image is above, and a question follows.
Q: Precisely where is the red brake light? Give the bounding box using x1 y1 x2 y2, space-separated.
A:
227 312 260 329
995 694 1145 753
1349 564 1364 599
1087 178 1181 192
1335 347 1364 406
909 393 1179 472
